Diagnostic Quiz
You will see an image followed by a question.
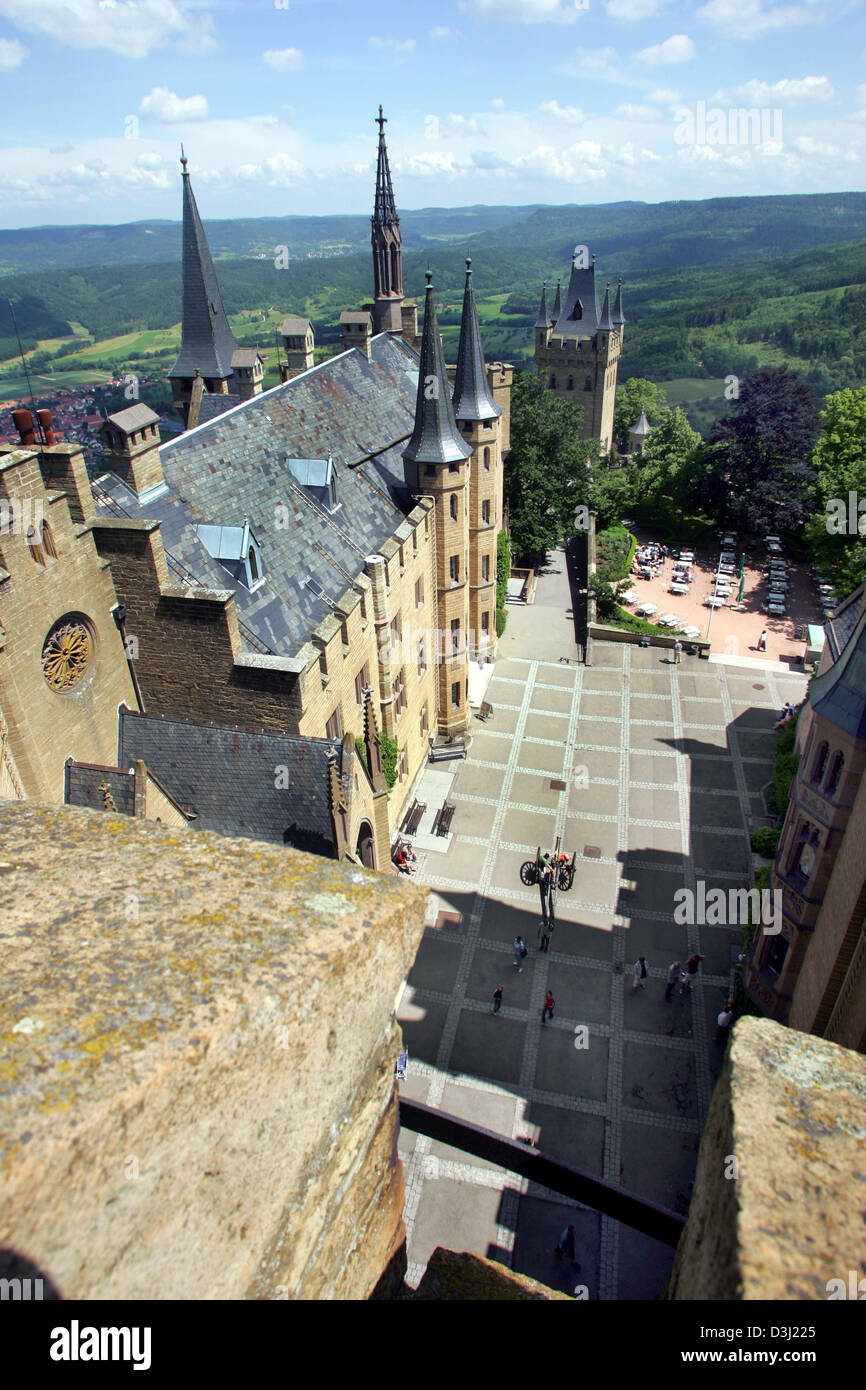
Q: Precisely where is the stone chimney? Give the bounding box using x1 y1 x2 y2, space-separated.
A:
280 317 315 380
99 404 165 500
340 311 373 359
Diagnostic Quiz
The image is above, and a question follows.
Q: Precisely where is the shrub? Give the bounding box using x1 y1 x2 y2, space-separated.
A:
380 734 398 791
595 524 637 583
496 530 510 611
751 826 781 858
495 606 507 637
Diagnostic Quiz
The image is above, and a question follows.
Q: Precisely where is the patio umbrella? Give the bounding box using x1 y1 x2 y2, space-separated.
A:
738 553 745 578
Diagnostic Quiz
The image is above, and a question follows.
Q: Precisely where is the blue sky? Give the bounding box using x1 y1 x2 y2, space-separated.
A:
0 0 864 226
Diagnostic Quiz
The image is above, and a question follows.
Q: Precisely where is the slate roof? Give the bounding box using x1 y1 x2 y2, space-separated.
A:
630 409 651 436
597 284 614 332
106 404 160 434
808 596 866 739
197 394 241 424
65 761 136 817
119 708 341 854
340 311 373 325
825 582 866 661
96 332 422 655
168 159 239 383
613 278 626 326
403 274 472 469
231 349 263 368
551 280 562 319
534 284 553 330
452 259 501 423
281 316 312 336
552 258 600 338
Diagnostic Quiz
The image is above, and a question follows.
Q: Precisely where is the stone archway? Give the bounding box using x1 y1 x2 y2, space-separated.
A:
356 820 376 869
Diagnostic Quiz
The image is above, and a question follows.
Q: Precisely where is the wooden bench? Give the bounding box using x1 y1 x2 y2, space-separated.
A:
429 741 466 763
400 800 418 833
437 803 455 836
404 801 426 836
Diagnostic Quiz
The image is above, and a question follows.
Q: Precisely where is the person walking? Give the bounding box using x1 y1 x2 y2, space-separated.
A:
757 629 768 652
679 953 704 994
513 935 527 972
714 1001 734 1044
537 919 551 954
493 984 503 1015
664 960 681 1003
632 956 648 991
541 990 555 1025
555 1224 580 1269
673 639 683 665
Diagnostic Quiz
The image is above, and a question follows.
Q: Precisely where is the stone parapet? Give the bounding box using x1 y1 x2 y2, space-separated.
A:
0 800 427 1300
667 1017 866 1300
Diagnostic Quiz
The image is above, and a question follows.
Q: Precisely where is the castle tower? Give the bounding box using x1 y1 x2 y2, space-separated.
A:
168 149 240 426
452 258 503 662
535 249 624 455
370 107 404 334
403 272 472 735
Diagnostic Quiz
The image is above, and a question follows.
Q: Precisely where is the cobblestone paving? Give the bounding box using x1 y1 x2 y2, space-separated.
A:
398 630 809 1299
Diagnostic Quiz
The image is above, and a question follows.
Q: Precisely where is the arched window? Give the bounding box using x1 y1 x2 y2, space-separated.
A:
390 244 400 295
26 525 44 566
825 751 844 798
549 373 556 389
811 741 829 784
450 494 458 521
483 447 490 471
567 375 574 391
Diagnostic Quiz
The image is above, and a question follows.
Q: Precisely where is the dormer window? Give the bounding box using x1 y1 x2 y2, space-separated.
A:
288 455 340 514
195 519 265 592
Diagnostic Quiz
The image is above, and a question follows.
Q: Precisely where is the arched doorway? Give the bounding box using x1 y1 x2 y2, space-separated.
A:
356 820 376 869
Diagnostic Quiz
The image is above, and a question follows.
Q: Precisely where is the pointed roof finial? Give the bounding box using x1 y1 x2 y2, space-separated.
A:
613 276 626 326
454 258 502 423
597 283 614 332
180 144 188 174
535 283 553 330
376 105 386 135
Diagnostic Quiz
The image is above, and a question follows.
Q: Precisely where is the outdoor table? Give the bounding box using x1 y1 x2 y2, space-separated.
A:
669 583 688 595
704 596 725 608
767 604 786 615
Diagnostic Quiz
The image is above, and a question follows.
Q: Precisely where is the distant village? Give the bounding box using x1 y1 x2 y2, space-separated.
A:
0 376 180 472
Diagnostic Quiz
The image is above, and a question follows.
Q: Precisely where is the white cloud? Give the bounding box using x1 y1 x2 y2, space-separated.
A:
491 97 506 110
429 25 453 37
793 135 839 155
718 75 834 106
0 36 26 70
138 88 209 123
0 0 211 59
460 0 589 21
605 0 663 16
697 0 824 39
539 99 585 125
638 33 695 65
472 150 510 168
368 36 416 52
646 87 681 102
614 102 662 120
405 150 461 176
263 48 303 71
571 45 619 75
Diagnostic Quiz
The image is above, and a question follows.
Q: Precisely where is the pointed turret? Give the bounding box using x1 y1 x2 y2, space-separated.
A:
453 259 502 423
552 253 599 338
168 150 239 422
371 106 404 333
551 279 562 320
403 273 472 472
535 283 553 330
597 283 614 333
613 277 625 328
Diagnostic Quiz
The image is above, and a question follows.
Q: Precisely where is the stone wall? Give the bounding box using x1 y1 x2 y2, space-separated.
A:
0 800 427 1300
667 1017 866 1300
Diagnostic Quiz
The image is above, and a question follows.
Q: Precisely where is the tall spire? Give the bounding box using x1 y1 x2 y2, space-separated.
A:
453 259 501 423
535 283 553 330
597 283 614 332
551 279 562 319
371 105 403 332
168 151 238 387
612 277 626 327
403 272 472 469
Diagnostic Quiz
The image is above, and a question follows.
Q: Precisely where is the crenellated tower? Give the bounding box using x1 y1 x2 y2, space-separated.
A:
452 258 504 662
534 252 624 454
371 107 404 334
168 149 240 426
403 273 472 735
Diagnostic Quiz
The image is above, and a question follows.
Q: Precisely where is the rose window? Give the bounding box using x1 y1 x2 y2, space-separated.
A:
42 618 93 691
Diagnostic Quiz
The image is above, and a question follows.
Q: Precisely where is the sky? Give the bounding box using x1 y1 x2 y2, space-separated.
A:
0 0 864 227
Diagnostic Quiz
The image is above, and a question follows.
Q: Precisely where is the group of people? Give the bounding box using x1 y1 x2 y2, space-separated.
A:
634 953 735 1041
393 842 418 874
774 701 796 729
633 542 668 574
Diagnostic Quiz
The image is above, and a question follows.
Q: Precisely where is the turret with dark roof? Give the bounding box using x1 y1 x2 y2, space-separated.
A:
597 284 614 333
808 601 866 739
453 259 502 423
613 277 625 328
551 280 562 320
403 273 472 471
552 256 600 338
168 150 239 401
535 284 553 330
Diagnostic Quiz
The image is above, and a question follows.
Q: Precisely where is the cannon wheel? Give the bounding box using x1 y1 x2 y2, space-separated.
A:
559 866 575 893
520 860 538 887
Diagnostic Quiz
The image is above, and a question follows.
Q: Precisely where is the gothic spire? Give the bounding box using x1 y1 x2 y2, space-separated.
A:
597 283 614 332
168 151 238 385
373 104 398 227
453 259 502 423
613 277 626 327
403 272 472 468
551 279 562 319
535 283 553 330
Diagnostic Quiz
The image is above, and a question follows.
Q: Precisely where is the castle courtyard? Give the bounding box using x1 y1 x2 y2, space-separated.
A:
397 553 809 1298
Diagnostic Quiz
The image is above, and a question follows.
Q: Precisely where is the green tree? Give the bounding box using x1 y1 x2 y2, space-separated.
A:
613 378 671 447
504 370 597 563
804 386 866 594
633 407 702 513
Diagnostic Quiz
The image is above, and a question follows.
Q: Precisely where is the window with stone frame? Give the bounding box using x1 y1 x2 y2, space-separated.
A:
482 500 490 525
414 576 424 608
482 554 490 582
811 741 829 784
420 703 428 737
450 494 458 521
450 555 459 584
481 610 490 635
451 680 460 709
393 667 407 717
483 447 490 471
826 751 844 798
398 748 408 781
416 636 427 678
326 707 342 740
450 618 460 654
354 663 370 706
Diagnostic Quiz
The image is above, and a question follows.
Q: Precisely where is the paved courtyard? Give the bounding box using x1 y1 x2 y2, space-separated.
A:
397 564 808 1299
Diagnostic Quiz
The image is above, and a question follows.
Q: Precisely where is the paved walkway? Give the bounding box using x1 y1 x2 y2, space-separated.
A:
397 596 808 1298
